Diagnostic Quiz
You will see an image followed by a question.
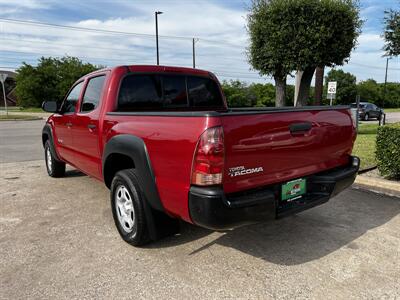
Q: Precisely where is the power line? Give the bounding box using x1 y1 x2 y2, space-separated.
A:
0 37 245 61
0 18 244 48
0 18 186 40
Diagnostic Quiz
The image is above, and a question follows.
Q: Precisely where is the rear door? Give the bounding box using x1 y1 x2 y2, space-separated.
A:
52 81 84 164
371 104 379 118
221 108 356 193
71 74 107 179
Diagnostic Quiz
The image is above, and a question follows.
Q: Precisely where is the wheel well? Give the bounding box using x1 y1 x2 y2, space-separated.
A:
103 153 135 188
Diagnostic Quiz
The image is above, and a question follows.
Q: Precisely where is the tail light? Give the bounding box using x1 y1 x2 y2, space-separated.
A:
349 109 357 128
191 126 224 186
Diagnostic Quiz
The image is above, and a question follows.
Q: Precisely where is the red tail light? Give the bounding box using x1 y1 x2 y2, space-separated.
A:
191 126 224 186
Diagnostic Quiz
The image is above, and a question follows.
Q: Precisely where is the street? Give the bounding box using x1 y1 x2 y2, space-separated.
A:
0 119 400 299
0 119 45 163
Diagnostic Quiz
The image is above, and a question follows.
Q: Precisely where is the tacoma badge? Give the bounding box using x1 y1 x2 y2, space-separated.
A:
228 166 264 177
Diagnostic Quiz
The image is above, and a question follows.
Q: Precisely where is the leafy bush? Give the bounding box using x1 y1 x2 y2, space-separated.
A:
376 123 400 179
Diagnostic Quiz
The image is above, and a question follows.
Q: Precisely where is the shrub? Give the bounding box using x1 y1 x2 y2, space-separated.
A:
376 123 400 179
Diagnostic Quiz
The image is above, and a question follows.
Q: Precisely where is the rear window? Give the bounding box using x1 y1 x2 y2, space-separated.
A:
162 75 187 107
187 76 224 107
118 75 162 111
117 74 224 111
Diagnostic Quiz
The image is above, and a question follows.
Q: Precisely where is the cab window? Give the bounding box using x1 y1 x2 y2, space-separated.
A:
62 81 84 113
81 75 106 113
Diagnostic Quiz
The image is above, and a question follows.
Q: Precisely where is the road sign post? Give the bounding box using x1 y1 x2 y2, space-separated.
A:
327 81 337 106
0 73 8 116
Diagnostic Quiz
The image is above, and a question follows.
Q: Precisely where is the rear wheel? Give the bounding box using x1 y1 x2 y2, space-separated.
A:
111 169 150 246
364 113 369 121
44 140 65 177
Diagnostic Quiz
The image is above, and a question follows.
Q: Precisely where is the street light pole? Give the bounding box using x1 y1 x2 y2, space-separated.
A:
383 57 391 109
155 11 163 65
0 73 8 116
1 81 7 116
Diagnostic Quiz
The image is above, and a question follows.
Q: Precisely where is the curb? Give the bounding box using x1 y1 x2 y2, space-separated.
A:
354 175 400 198
0 117 43 121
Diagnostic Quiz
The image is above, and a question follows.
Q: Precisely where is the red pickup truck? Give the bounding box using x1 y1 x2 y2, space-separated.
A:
42 65 360 246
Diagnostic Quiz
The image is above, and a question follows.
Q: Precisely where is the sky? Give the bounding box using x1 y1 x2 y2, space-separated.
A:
0 0 399 85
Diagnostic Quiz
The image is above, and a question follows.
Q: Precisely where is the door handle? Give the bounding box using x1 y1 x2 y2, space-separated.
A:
66 122 72 127
87 124 97 131
289 122 312 134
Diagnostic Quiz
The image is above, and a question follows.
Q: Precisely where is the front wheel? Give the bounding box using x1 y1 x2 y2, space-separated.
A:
44 140 65 177
111 169 150 246
364 113 369 121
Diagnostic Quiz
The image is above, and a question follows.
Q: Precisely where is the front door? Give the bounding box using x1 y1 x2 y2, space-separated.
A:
71 74 107 179
52 81 84 164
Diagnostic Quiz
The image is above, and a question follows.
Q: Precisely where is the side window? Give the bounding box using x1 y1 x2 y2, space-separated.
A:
162 75 187 107
62 81 84 113
187 76 224 107
81 75 106 113
118 75 162 111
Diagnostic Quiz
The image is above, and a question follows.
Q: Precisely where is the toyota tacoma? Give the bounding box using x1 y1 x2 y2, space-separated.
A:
42 65 360 246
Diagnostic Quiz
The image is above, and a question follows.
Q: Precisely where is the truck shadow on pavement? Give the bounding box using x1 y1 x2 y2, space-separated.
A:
64 169 87 178
152 188 400 266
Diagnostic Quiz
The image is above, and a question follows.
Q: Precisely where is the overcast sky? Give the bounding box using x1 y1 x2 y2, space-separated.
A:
0 0 399 85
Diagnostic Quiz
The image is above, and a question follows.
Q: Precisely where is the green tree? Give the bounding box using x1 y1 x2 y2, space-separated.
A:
383 9 400 57
325 69 357 104
357 79 381 104
221 80 257 107
249 83 275 106
383 82 400 108
15 56 99 107
247 0 361 107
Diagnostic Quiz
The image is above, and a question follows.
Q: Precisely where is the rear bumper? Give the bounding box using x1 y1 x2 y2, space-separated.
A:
189 156 360 230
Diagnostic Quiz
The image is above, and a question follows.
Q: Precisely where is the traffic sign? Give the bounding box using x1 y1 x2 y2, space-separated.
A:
327 81 337 94
0 73 8 84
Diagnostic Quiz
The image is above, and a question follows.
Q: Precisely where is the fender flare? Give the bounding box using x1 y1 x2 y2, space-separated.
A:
42 124 62 162
102 134 164 212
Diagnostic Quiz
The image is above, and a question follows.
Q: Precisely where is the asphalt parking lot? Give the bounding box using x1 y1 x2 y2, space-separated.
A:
1 119 400 299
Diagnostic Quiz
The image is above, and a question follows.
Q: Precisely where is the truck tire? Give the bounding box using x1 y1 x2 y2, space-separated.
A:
44 140 65 177
110 169 150 246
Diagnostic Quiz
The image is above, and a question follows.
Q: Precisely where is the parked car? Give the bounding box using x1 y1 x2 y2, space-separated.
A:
350 102 384 121
42 65 359 246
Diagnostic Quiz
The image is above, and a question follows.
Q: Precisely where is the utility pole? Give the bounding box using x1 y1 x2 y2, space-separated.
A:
383 57 391 109
155 11 163 65
192 38 196 68
192 38 199 68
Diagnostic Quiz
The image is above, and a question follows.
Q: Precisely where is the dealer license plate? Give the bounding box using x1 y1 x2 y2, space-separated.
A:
281 178 306 201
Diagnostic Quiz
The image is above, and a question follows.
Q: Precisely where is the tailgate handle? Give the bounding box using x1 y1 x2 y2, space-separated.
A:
289 122 312 133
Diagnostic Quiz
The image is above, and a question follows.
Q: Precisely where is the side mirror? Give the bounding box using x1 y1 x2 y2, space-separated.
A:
42 101 58 113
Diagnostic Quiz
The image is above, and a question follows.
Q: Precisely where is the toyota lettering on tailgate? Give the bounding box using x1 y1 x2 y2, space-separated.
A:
228 166 264 177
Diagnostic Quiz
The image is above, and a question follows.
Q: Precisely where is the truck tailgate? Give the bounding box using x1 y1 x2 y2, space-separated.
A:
221 108 356 194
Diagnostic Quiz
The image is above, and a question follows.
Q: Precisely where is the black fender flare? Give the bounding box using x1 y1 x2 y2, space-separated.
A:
42 124 62 162
102 134 164 212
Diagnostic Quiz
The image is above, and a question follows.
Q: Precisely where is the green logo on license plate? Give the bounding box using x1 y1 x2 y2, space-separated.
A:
281 178 306 201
